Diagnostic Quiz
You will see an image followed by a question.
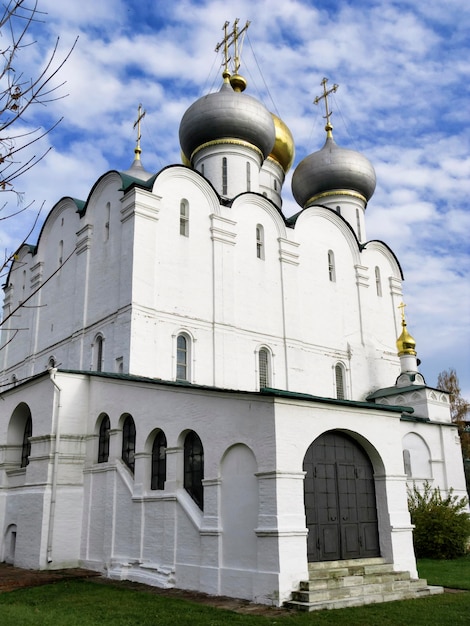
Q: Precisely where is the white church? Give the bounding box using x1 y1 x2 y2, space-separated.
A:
0 23 467 610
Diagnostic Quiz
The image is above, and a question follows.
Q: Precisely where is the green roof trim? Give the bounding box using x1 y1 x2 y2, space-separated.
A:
366 385 427 400
118 171 157 192
260 387 414 413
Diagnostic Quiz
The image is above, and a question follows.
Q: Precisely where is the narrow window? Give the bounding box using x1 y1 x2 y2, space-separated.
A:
222 157 227 195
336 205 341 214
98 415 110 463
94 335 104 372
356 209 362 241
274 178 277 191
105 202 110 241
403 449 412 478
180 199 189 237
151 431 167 490
335 364 345 400
176 334 190 381
21 416 32 468
201 163 205 177
259 347 271 388
122 415 136 473
256 224 264 260
328 250 336 282
59 240 63 265
375 266 382 297
184 431 204 509
246 161 251 191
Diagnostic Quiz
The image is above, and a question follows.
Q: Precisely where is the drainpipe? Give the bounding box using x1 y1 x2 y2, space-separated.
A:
47 367 61 564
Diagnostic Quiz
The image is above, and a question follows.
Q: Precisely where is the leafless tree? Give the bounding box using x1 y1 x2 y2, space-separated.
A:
0 0 77 277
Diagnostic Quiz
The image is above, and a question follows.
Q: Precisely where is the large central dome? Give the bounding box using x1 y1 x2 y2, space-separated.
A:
179 73 275 163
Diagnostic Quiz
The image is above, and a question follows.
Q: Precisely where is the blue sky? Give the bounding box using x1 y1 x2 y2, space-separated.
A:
2 0 469 399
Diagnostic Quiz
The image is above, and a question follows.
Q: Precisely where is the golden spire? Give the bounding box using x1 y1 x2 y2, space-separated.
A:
396 302 417 356
314 77 339 137
215 19 250 90
133 103 146 160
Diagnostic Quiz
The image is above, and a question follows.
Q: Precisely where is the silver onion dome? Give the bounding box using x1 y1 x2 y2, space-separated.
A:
291 133 376 209
179 76 275 162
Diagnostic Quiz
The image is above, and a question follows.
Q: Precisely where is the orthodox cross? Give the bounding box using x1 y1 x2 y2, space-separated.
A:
314 77 339 130
398 301 407 323
215 19 250 74
133 103 146 156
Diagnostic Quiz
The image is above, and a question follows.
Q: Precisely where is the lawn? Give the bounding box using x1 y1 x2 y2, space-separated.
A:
0 560 469 626
417 554 470 590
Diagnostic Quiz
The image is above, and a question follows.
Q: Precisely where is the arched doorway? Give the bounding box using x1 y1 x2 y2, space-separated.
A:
303 431 380 562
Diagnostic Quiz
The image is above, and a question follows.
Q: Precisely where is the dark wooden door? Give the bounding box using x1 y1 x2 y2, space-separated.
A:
303 431 380 562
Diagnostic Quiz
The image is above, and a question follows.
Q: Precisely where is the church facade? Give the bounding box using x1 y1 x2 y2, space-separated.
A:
0 26 466 607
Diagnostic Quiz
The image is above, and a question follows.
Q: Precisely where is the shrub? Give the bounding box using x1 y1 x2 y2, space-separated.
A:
408 481 470 559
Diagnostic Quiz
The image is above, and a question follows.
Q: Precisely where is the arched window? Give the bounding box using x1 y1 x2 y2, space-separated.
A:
328 250 336 282
180 199 189 237
274 178 278 191
375 266 382 297
98 415 110 463
222 157 228 195
356 209 362 241
256 224 264 260
184 431 204 509
200 163 205 177
122 415 136 473
151 431 167 490
176 333 190 381
259 347 271 388
59 240 63 265
94 335 104 372
335 363 346 400
336 205 341 214
20 416 32 468
246 161 251 191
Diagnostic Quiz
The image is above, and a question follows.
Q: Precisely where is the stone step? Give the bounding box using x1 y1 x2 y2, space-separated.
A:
285 559 444 612
300 570 412 591
285 584 444 612
292 576 428 603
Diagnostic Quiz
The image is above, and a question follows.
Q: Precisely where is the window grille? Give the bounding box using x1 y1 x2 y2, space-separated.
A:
184 431 204 509
21 416 32 468
98 415 110 463
335 364 345 400
375 266 382 297
176 334 189 381
328 250 336 282
122 415 136 473
259 348 270 388
222 157 227 195
151 431 167 490
180 200 189 237
256 225 264 259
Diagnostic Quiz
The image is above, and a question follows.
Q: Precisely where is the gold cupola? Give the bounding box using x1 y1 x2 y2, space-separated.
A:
396 303 417 356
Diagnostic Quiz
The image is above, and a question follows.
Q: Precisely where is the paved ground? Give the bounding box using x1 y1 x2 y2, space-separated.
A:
0 563 289 616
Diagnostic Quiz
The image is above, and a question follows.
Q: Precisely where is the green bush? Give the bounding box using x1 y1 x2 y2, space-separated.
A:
408 482 470 559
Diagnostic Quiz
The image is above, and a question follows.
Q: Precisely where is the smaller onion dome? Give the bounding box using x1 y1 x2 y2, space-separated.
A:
291 127 376 209
179 72 275 163
396 318 417 356
269 114 295 173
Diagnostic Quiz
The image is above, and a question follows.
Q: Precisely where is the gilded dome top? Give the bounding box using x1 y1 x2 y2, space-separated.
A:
291 131 376 209
269 114 295 173
396 319 417 356
179 75 275 163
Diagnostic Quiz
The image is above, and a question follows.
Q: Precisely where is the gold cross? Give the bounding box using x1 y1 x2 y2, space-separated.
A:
314 77 339 130
398 302 407 322
215 19 250 75
133 104 146 156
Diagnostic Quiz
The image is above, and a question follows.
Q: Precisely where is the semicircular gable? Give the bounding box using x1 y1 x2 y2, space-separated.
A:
152 164 221 216
362 240 403 280
230 194 288 239
294 205 361 265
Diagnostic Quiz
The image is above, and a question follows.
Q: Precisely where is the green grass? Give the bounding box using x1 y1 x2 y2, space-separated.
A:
418 554 470 590
0 565 469 626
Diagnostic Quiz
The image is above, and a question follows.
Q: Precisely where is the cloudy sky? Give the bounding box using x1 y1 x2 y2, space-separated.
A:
1 0 469 398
